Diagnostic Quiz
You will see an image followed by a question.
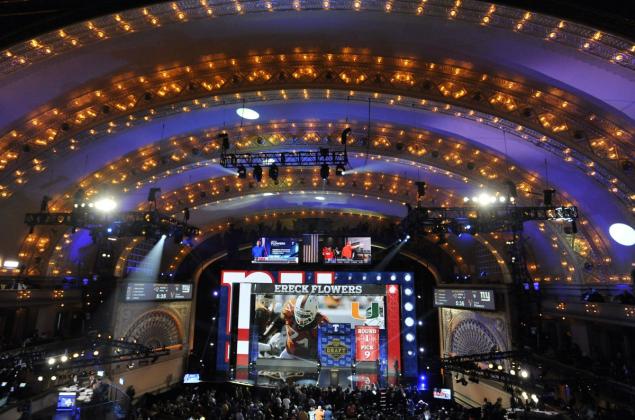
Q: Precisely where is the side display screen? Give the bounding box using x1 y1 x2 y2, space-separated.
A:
252 237 300 264
433 289 495 310
125 283 192 301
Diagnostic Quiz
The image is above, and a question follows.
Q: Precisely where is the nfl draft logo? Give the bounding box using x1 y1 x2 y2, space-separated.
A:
324 339 349 361
318 323 354 367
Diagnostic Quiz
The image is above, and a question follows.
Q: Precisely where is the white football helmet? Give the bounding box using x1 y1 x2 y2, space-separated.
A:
294 295 318 327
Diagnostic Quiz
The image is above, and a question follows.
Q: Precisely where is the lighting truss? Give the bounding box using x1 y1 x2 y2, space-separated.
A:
437 351 534 388
402 205 578 234
2 335 170 375
220 150 348 168
24 209 200 241
442 350 520 364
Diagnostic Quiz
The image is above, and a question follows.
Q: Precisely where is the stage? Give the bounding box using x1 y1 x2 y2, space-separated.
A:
230 359 399 389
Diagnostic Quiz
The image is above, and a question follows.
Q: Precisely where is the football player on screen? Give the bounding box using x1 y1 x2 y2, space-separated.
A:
255 294 285 357
264 295 329 359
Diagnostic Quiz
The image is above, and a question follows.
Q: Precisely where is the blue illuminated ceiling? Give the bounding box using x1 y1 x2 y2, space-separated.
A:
0 1 632 276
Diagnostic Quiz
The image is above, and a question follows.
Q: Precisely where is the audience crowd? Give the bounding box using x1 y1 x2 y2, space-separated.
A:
133 383 475 420
130 379 635 420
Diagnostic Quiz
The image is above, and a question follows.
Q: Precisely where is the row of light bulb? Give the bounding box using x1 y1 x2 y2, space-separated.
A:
487 362 529 378
521 391 540 403
463 192 515 205
47 350 99 365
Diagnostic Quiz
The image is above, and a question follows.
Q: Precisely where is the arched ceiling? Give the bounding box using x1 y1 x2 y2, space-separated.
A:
0 0 633 279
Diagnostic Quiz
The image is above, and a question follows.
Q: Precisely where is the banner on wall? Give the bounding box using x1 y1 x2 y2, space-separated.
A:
355 326 379 362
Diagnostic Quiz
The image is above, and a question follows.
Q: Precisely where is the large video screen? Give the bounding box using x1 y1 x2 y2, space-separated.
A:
304 236 371 264
125 283 192 301
251 237 299 264
434 288 495 310
252 283 385 362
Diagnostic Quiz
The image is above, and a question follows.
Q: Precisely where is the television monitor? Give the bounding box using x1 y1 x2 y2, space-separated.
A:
251 237 299 264
433 289 495 310
183 373 201 384
125 283 192 301
57 392 77 410
319 236 372 264
433 388 452 400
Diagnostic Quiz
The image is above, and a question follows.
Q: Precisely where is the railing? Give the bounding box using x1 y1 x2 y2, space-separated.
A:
0 276 84 289
542 298 635 325
0 288 82 305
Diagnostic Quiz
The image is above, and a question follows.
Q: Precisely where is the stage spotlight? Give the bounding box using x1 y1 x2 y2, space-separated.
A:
40 195 51 212
37 376 43 382
237 165 247 178
570 220 578 234
404 317 414 327
72 188 86 209
341 127 351 144
505 180 518 199
520 369 529 378
219 133 230 150
320 164 330 180
253 165 263 182
269 164 279 182
60 355 68 363
147 187 161 203
543 188 556 206
94 196 117 212
47 357 55 365
335 164 345 176
405 333 415 342
415 181 426 197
